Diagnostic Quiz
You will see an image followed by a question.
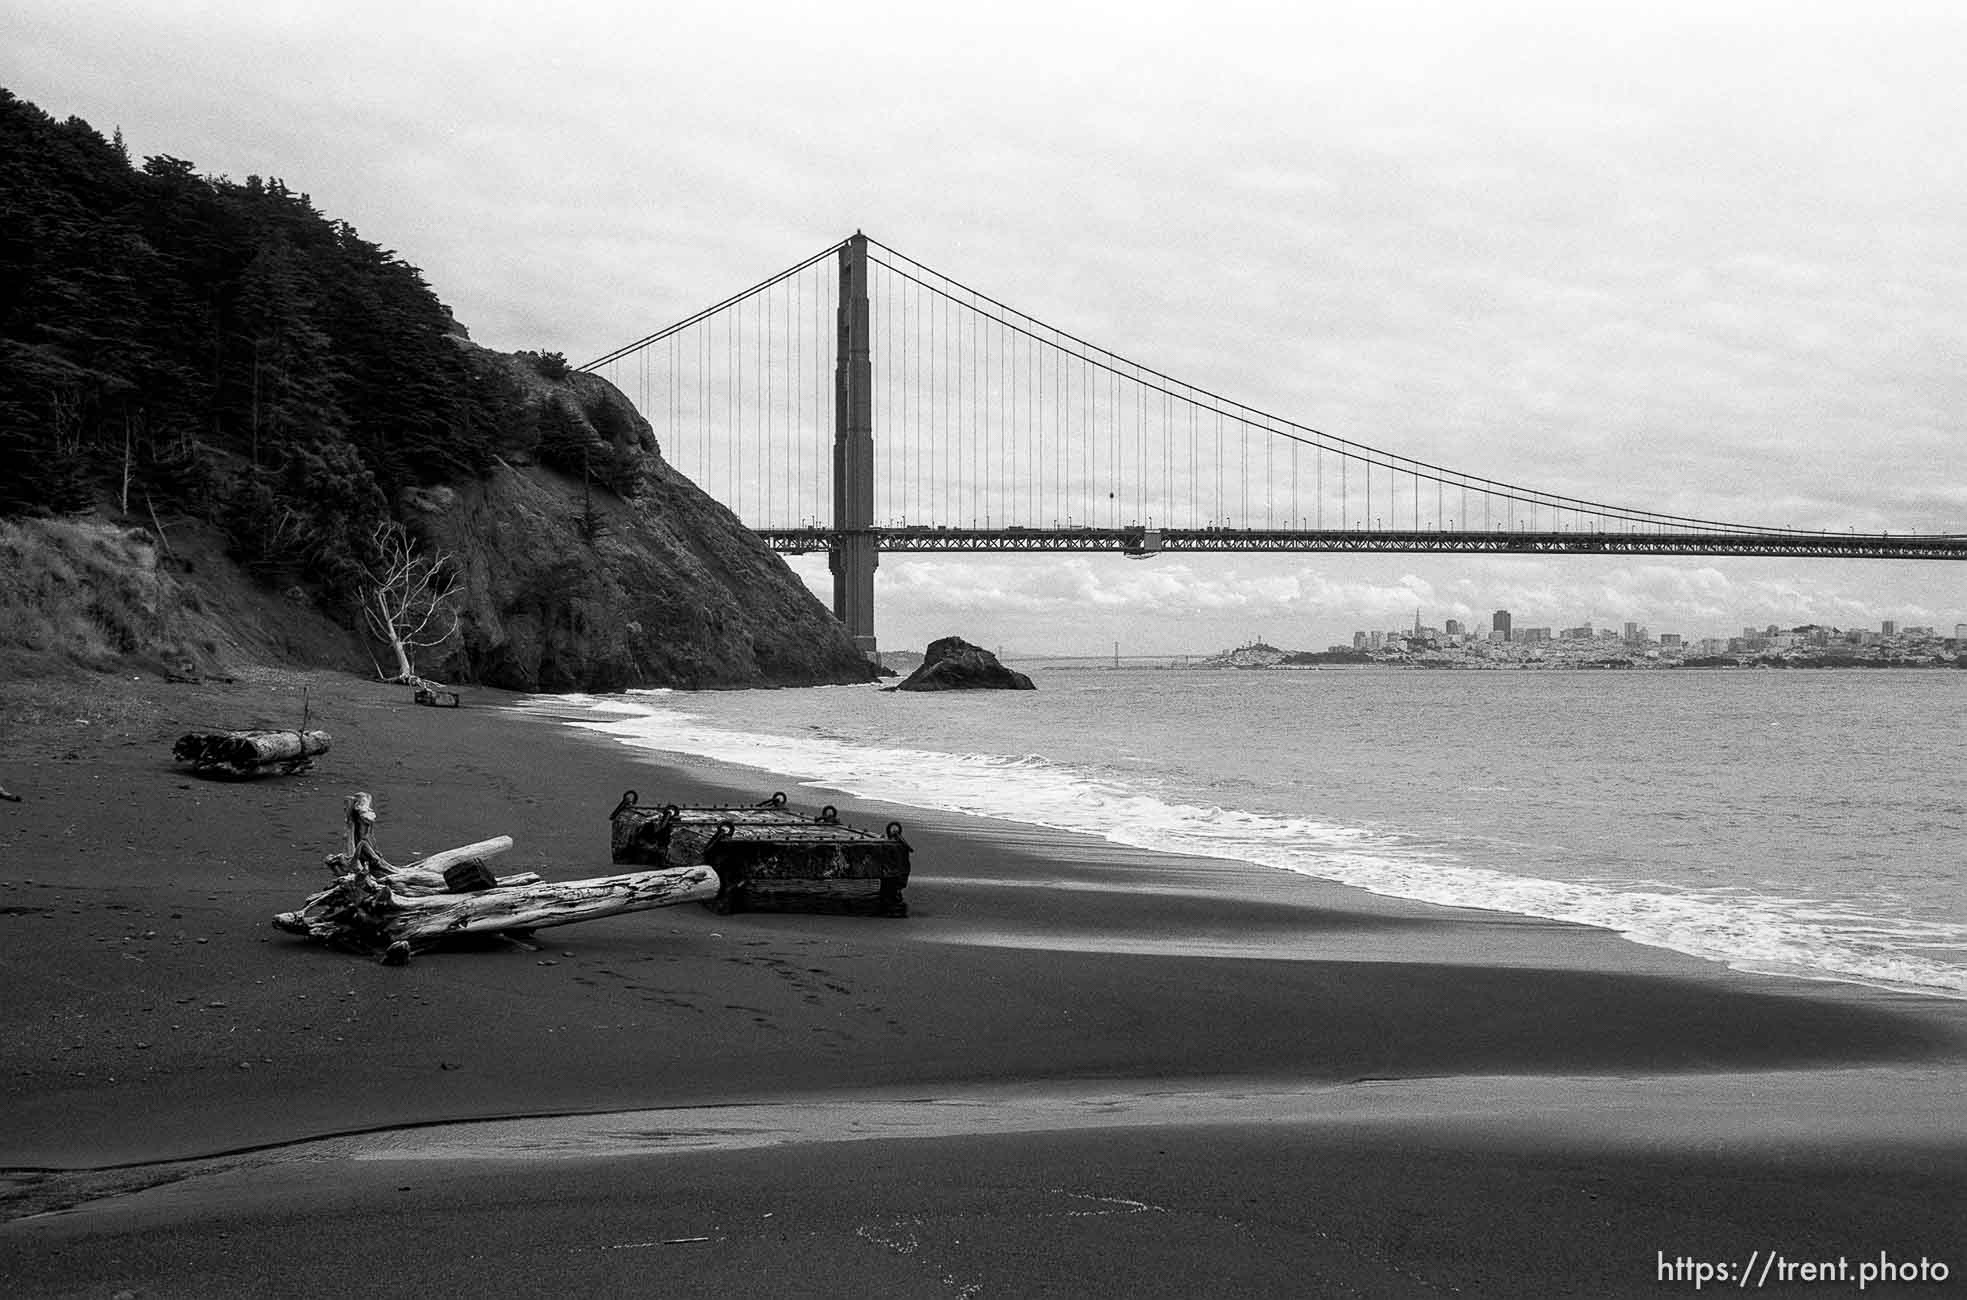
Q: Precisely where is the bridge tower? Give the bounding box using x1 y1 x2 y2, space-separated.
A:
831 233 878 656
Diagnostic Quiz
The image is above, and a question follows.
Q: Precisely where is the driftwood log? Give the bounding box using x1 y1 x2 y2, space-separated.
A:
395 674 461 708
173 729 330 778
274 792 718 963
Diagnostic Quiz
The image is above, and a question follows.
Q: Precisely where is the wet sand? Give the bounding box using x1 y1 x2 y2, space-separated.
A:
1 669 1961 1295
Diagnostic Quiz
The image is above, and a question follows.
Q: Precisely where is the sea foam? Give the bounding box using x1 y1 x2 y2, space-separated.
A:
536 693 1967 999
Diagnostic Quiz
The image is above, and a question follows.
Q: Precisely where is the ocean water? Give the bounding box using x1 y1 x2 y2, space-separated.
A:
533 668 1967 999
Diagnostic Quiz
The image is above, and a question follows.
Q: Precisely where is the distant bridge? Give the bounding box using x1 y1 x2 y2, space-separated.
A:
757 524 1966 562
582 234 1967 651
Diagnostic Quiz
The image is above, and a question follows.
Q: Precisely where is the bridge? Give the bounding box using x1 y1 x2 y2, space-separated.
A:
581 234 1967 652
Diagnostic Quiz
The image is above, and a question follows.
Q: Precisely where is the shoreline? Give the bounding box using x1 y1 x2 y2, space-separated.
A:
3 667 1961 1292
530 685 1967 1004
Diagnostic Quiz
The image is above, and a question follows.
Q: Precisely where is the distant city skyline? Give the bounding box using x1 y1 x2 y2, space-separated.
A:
1346 610 1948 655
992 611 1957 661
984 604 1961 660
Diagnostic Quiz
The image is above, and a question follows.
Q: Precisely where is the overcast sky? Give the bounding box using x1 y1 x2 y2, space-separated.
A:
9 0 1964 654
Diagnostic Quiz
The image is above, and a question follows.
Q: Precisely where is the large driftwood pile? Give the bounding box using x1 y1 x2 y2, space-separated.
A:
174 729 330 778
274 792 719 964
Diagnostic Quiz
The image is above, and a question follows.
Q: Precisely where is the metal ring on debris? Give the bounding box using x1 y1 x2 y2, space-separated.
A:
761 791 788 808
819 805 839 824
712 820 736 842
611 790 639 818
886 822 905 840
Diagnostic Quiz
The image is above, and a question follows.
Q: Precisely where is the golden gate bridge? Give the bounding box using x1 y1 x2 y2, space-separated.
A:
581 234 1967 652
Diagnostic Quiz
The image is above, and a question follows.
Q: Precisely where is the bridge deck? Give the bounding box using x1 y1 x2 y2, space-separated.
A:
757 526 1967 562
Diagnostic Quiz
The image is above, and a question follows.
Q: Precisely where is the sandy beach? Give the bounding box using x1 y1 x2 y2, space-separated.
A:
1 668 1962 1296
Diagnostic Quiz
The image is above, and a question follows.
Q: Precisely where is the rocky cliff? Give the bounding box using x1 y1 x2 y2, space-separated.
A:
400 347 875 692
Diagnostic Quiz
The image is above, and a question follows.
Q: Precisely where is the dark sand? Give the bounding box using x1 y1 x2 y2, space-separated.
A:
1 669 1962 1296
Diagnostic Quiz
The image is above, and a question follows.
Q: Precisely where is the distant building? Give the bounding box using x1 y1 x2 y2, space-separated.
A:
1882 620 1899 636
1561 625 1594 640
1353 631 1368 651
1660 633 1682 649
1955 623 1967 641
1517 627 1552 643
1445 619 1464 636
1623 621 1639 642
1368 631 1384 650
1492 609 1512 642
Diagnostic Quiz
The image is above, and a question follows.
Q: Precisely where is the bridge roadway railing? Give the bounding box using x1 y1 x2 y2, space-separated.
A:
756 526 1967 562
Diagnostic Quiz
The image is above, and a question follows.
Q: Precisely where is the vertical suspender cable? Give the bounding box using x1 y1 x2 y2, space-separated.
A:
795 265 803 523
1203 411 1219 523
763 291 771 525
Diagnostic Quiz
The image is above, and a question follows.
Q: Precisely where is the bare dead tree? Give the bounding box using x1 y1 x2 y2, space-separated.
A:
362 521 463 684
120 411 138 515
48 384 83 460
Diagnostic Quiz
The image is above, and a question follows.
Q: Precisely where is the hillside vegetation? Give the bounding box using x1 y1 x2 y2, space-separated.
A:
0 88 873 690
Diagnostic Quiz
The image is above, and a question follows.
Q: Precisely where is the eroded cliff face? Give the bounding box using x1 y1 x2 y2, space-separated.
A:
402 349 875 692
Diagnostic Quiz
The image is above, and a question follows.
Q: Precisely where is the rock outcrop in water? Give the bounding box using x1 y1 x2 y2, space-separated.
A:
887 637 1036 692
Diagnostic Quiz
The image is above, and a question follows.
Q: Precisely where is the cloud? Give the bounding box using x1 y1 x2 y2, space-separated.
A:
10 0 1967 653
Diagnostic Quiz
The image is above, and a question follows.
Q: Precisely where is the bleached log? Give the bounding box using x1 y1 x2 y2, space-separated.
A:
373 866 719 940
174 729 330 777
275 789 711 961
405 837 514 877
329 797 515 892
274 865 717 951
343 792 376 858
277 866 543 935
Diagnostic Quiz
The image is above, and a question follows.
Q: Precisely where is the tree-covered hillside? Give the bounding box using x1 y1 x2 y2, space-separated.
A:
1 88 878 692
0 87 535 598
